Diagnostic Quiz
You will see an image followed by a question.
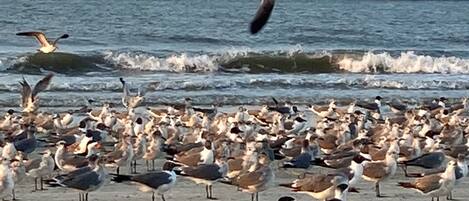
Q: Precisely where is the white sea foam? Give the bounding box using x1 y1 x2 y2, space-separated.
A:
338 51 469 74
103 51 224 72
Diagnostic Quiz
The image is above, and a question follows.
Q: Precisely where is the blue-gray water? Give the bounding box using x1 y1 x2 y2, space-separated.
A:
1 0 469 107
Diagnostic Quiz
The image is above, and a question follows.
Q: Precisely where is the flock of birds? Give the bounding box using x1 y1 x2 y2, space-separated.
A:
0 73 469 201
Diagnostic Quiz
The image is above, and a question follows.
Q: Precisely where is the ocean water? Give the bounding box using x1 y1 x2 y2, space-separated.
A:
1 0 469 108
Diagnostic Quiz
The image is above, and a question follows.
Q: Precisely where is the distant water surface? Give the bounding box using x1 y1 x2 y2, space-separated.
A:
1 0 469 107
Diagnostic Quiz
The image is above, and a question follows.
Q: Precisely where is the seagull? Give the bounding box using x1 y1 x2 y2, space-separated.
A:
356 96 382 112
227 152 274 201
111 167 177 201
16 31 69 53
0 158 14 200
177 160 228 200
19 73 54 113
51 155 107 201
13 124 38 154
362 150 398 197
398 160 457 201
120 78 145 109
11 153 26 200
26 149 55 191
250 0 275 34
400 151 445 177
280 172 349 201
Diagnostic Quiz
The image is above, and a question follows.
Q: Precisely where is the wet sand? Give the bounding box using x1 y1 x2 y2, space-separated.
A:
10 158 469 201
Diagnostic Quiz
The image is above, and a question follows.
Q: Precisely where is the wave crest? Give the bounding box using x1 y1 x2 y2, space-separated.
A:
338 51 469 74
104 51 221 72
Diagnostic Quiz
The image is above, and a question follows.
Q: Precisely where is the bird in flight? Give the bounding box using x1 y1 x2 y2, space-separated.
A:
250 0 275 34
16 31 69 53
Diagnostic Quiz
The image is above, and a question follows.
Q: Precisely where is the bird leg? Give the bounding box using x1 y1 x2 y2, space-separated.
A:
210 185 213 199
117 167 120 175
375 182 381 197
79 193 82 201
34 178 38 191
152 192 155 201
161 194 166 201
256 192 259 201
86 193 88 201
402 165 409 177
251 194 254 201
205 185 209 199
146 160 150 171
152 160 155 171
447 191 453 200
40 177 45 190
134 160 138 173
12 189 15 200
209 185 217 199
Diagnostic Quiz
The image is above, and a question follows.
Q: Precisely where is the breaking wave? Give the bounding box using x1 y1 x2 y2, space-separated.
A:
2 50 469 74
338 51 469 74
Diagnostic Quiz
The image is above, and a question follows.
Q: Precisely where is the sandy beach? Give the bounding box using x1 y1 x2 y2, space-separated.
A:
6 157 467 201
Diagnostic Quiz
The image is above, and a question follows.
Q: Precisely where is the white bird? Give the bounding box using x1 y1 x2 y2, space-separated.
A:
11 153 26 200
16 31 69 53
0 158 14 200
120 78 145 109
2 141 17 160
19 73 54 113
26 149 55 191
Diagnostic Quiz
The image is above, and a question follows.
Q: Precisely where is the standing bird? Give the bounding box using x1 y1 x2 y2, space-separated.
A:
111 167 177 201
177 160 229 200
26 150 55 191
362 150 398 197
19 73 54 113
250 0 275 34
280 172 349 201
0 158 14 201
398 160 457 201
16 32 69 53
51 156 107 201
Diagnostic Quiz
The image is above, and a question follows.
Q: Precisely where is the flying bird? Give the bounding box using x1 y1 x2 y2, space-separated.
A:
16 32 69 53
250 0 275 34
19 73 54 113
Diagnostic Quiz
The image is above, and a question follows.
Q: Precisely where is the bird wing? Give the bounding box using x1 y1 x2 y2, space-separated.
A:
16 32 51 47
132 172 172 188
236 169 265 187
19 77 32 107
414 174 442 193
295 174 334 193
182 164 222 180
250 0 275 34
53 34 69 45
32 73 54 99
61 171 100 191
363 162 387 179
54 166 92 182
25 158 42 172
